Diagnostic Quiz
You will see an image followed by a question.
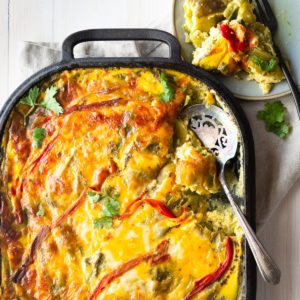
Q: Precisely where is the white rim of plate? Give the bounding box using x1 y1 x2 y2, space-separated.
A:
171 0 295 101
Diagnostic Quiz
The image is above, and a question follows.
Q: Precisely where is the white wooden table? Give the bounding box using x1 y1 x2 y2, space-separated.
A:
0 1 299 299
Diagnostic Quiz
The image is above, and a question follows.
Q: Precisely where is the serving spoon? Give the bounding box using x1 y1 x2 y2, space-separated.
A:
181 104 281 285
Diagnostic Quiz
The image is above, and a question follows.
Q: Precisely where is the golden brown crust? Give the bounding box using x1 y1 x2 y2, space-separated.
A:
8 111 31 163
0 68 242 300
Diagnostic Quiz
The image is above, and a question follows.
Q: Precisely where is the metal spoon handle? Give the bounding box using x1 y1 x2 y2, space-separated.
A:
219 168 281 285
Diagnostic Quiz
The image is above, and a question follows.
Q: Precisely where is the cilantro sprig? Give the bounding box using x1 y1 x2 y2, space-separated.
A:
20 85 63 115
91 189 120 229
32 128 46 148
160 73 175 103
257 101 291 138
251 55 277 72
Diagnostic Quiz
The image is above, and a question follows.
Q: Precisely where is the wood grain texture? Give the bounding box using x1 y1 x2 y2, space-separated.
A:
7 0 54 94
0 0 299 299
0 0 9 102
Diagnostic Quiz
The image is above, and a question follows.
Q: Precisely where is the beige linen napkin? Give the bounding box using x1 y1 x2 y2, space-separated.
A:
16 29 300 230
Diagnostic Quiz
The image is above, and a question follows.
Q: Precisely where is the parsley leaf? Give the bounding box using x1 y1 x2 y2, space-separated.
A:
160 73 175 103
251 55 277 72
257 101 291 138
36 204 45 217
102 198 120 217
40 86 63 115
87 191 102 203
94 217 113 229
32 128 47 148
20 86 40 106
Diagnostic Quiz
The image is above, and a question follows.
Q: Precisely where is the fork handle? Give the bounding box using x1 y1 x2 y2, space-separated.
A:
219 167 281 285
274 43 300 119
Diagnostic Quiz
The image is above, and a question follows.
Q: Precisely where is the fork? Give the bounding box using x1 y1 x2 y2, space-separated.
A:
255 0 300 119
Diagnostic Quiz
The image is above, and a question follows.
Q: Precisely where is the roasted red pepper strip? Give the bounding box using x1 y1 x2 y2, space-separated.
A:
120 198 176 220
219 24 248 53
88 240 169 300
184 237 234 300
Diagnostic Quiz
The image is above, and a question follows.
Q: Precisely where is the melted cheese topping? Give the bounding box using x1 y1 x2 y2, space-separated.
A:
1 68 243 300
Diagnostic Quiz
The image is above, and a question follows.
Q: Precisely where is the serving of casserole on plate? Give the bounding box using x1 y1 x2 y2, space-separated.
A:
0 66 247 299
173 0 300 99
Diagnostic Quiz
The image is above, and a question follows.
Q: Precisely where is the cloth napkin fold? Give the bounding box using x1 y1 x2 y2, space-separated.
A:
16 26 300 230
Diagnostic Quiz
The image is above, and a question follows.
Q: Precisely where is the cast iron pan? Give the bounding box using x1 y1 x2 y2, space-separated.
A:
0 29 256 299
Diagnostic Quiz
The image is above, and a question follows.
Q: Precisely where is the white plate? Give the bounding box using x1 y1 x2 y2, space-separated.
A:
173 0 300 100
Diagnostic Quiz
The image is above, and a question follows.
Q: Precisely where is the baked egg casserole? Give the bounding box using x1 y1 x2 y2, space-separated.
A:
0 68 244 299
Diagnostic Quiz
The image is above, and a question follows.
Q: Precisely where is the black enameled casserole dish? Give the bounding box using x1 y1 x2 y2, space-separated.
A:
0 29 256 300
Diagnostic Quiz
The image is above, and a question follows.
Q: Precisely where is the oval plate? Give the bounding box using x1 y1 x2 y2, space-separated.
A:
173 0 300 100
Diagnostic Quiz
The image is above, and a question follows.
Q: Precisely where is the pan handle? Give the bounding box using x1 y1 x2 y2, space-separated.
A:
61 28 182 62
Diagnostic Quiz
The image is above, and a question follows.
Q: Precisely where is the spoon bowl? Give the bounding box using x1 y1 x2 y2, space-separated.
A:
181 104 238 163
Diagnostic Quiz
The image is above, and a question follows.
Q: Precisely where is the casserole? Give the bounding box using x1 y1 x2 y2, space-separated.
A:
0 29 256 299
182 0 284 94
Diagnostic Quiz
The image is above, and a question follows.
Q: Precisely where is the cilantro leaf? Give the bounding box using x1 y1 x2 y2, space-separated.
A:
251 55 277 72
257 101 291 138
40 86 63 115
36 204 45 217
94 216 113 229
102 198 120 217
160 73 175 103
93 190 120 230
270 122 291 139
32 128 47 148
20 86 40 106
87 191 102 203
